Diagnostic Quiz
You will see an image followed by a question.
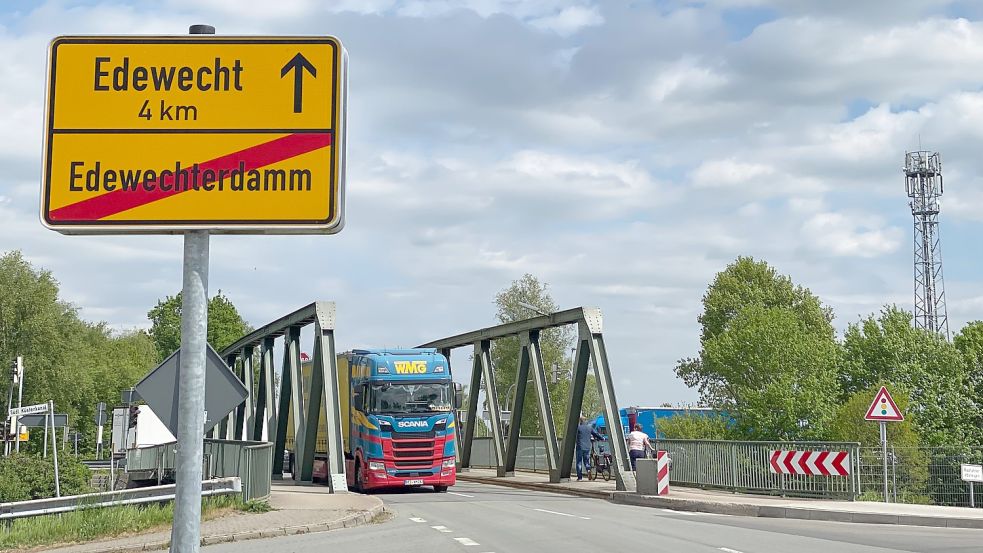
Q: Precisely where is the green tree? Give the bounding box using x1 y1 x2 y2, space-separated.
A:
655 413 730 440
675 257 840 439
0 251 157 456
954 321 983 400
147 290 252 360
840 306 981 447
702 305 840 440
489 274 587 437
698 256 834 345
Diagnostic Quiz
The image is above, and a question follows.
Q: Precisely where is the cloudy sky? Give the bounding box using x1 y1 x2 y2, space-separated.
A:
2 0 983 407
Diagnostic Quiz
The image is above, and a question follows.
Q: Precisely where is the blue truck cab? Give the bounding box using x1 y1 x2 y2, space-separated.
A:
337 348 456 492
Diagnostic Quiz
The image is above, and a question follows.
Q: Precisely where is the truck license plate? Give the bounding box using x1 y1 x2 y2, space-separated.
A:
404 479 424 486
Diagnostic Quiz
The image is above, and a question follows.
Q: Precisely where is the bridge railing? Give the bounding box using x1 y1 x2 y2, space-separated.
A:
468 436 590 473
653 438 860 499
126 439 273 501
470 436 861 499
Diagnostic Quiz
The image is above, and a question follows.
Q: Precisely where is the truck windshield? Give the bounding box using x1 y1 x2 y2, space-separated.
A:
367 383 452 414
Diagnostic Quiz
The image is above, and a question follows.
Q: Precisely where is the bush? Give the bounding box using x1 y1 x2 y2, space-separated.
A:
0 452 92 502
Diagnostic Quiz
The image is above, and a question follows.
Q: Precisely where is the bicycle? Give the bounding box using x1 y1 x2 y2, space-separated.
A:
587 440 612 481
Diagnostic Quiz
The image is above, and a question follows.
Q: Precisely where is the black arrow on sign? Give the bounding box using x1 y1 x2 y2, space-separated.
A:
281 53 317 113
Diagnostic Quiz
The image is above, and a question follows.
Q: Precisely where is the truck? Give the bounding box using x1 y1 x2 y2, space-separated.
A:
289 348 457 492
593 406 723 438
110 404 175 454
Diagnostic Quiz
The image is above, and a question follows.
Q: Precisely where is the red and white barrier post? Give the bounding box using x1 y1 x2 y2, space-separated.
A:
656 450 670 495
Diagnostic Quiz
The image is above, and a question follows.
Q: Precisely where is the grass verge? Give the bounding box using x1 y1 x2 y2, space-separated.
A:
0 494 262 551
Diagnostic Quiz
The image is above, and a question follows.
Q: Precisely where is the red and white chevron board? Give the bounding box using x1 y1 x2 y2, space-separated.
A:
769 450 850 476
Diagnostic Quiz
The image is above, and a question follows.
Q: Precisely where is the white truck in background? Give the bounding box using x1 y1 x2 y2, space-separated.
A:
110 404 175 455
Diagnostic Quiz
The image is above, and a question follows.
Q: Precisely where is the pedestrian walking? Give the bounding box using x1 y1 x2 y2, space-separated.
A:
575 415 602 481
626 423 652 471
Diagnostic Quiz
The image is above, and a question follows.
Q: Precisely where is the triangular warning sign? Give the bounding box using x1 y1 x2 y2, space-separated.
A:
864 386 904 421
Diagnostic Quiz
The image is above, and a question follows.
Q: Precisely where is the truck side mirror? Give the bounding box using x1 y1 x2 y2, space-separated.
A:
454 383 465 409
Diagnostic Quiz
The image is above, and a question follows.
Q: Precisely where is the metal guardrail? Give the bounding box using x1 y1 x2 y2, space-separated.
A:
471 436 860 499
0 478 240 521
126 439 273 501
654 438 860 499
241 442 273 501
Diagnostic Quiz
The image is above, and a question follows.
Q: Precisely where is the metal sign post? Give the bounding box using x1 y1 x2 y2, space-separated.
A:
880 421 888 503
95 401 106 459
49 400 60 497
170 226 209 553
14 357 23 453
170 26 214 553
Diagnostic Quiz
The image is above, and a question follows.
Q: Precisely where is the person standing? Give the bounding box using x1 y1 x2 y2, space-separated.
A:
575 415 602 481
626 423 652 471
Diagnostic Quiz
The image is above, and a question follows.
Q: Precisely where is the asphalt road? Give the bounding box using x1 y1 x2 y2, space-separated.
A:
204 481 983 553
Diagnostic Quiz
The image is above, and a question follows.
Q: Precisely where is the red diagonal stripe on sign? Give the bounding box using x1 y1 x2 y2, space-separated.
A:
832 451 849 476
814 451 831 476
769 450 781 473
49 133 332 221
796 452 811 475
782 451 796 474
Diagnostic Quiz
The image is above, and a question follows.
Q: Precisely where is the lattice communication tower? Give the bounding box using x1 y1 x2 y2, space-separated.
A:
904 151 949 339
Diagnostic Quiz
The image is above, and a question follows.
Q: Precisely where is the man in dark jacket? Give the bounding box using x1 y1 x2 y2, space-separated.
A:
576 415 603 481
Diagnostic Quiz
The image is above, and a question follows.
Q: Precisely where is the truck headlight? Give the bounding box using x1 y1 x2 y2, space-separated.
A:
442 457 456 468
368 461 385 471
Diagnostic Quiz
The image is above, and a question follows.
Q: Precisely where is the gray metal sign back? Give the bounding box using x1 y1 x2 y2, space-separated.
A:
134 343 248 438
18 414 68 427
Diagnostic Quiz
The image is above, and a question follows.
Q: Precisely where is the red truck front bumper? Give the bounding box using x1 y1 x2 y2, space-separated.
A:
362 467 456 491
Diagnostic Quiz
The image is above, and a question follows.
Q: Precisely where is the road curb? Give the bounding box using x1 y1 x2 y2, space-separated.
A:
611 492 983 528
457 474 613 500
39 498 386 553
459 474 983 529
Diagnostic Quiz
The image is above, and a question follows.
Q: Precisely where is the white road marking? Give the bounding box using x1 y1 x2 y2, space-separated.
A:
454 538 480 546
532 508 590 520
447 491 476 498
409 517 427 523
719 548 744 553
660 508 705 516
432 525 453 533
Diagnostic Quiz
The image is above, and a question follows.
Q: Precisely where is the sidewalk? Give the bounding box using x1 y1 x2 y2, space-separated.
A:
38 481 384 553
458 468 983 529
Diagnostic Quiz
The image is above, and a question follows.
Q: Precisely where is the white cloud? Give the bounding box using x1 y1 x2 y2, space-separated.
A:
691 158 775 188
647 58 726 102
801 212 902 258
529 5 604 36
